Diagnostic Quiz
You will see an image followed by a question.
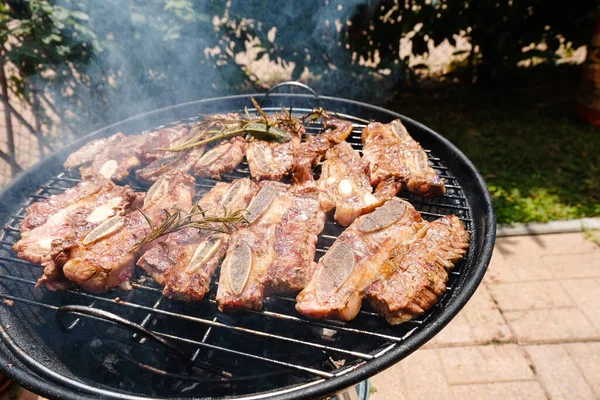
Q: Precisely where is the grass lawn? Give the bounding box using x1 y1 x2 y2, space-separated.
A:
384 66 600 225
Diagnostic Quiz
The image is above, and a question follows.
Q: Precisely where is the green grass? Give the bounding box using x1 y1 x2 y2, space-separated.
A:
383 66 600 225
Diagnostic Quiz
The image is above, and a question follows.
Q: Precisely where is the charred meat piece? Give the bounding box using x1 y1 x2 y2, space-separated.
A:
292 118 353 183
137 178 258 301
136 146 205 184
217 182 327 311
268 185 326 294
21 179 108 232
317 141 383 226
246 116 304 181
295 198 426 321
58 172 195 293
13 180 138 291
194 136 247 180
366 215 470 325
67 124 189 181
63 134 124 170
78 133 141 181
216 182 288 312
136 124 190 163
362 119 445 197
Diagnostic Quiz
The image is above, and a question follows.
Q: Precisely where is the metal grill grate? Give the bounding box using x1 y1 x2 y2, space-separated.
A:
0 107 474 399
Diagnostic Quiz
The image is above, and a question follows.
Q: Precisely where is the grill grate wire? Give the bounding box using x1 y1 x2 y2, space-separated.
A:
0 108 474 398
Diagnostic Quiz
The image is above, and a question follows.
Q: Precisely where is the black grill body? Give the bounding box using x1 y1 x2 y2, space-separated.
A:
0 93 495 400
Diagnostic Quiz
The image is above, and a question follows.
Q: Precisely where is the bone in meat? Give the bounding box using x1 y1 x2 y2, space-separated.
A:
69 124 189 182
194 136 247 180
295 198 426 321
217 182 327 311
13 180 138 291
317 141 383 226
59 172 195 293
21 179 108 232
137 178 258 301
246 116 304 181
366 215 470 324
362 119 445 197
292 118 353 183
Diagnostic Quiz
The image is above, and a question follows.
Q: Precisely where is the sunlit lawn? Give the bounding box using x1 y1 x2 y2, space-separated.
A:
384 66 600 224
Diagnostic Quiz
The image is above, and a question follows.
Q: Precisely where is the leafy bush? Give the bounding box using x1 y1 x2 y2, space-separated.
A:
1 0 597 136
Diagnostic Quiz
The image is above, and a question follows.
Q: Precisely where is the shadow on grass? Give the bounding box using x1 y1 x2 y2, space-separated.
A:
383 65 600 225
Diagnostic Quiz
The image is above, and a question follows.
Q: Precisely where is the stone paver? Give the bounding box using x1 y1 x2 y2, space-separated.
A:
526 344 597 400
427 285 513 348
438 344 534 384
561 278 600 332
504 307 599 343
484 253 553 284
544 253 600 279
564 342 600 398
451 381 547 400
488 281 573 311
369 349 449 400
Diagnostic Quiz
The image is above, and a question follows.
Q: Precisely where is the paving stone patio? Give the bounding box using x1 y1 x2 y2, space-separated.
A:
2 232 599 400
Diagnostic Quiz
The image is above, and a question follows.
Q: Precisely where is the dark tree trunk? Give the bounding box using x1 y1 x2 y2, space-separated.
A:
0 50 20 177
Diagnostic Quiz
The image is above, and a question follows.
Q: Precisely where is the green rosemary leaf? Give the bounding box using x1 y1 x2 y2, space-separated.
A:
244 122 292 143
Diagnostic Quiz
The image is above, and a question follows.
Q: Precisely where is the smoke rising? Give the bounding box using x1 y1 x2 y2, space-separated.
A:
42 0 391 137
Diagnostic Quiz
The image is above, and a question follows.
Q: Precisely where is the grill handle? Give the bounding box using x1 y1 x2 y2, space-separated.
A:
263 81 320 103
56 305 188 360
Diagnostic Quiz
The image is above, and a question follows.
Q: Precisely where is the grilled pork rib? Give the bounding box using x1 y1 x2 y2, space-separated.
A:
137 179 257 301
58 172 195 293
217 182 327 312
295 198 426 321
292 118 353 183
13 180 138 291
246 117 304 181
317 141 383 226
366 215 470 324
362 119 445 197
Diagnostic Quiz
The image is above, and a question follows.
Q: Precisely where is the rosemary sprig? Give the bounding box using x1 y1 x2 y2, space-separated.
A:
301 107 372 125
134 205 248 249
161 98 295 152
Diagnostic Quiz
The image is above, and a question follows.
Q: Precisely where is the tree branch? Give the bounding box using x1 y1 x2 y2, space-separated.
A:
0 150 23 172
0 93 53 151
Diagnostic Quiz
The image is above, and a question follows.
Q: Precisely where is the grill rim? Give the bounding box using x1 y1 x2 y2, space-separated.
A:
0 92 496 400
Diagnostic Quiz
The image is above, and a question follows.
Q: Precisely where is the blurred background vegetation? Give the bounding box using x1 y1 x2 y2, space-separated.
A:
0 0 598 224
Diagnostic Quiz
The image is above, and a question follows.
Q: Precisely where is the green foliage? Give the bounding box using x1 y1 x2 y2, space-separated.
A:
386 66 600 224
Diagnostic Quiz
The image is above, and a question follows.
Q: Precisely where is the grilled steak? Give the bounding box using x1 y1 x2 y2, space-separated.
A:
217 181 327 311
246 117 304 181
21 179 108 232
295 198 426 321
67 124 189 181
136 146 206 184
13 180 138 291
63 134 124 170
77 133 142 181
317 141 382 226
194 136 246 180
366 215 470 324
136 124 190 163
292 118 353 183
137 179 258 301
58 172 195 293
362 119 445 197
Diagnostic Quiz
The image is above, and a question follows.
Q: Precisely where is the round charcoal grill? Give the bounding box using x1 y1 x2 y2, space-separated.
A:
0 83 495 400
